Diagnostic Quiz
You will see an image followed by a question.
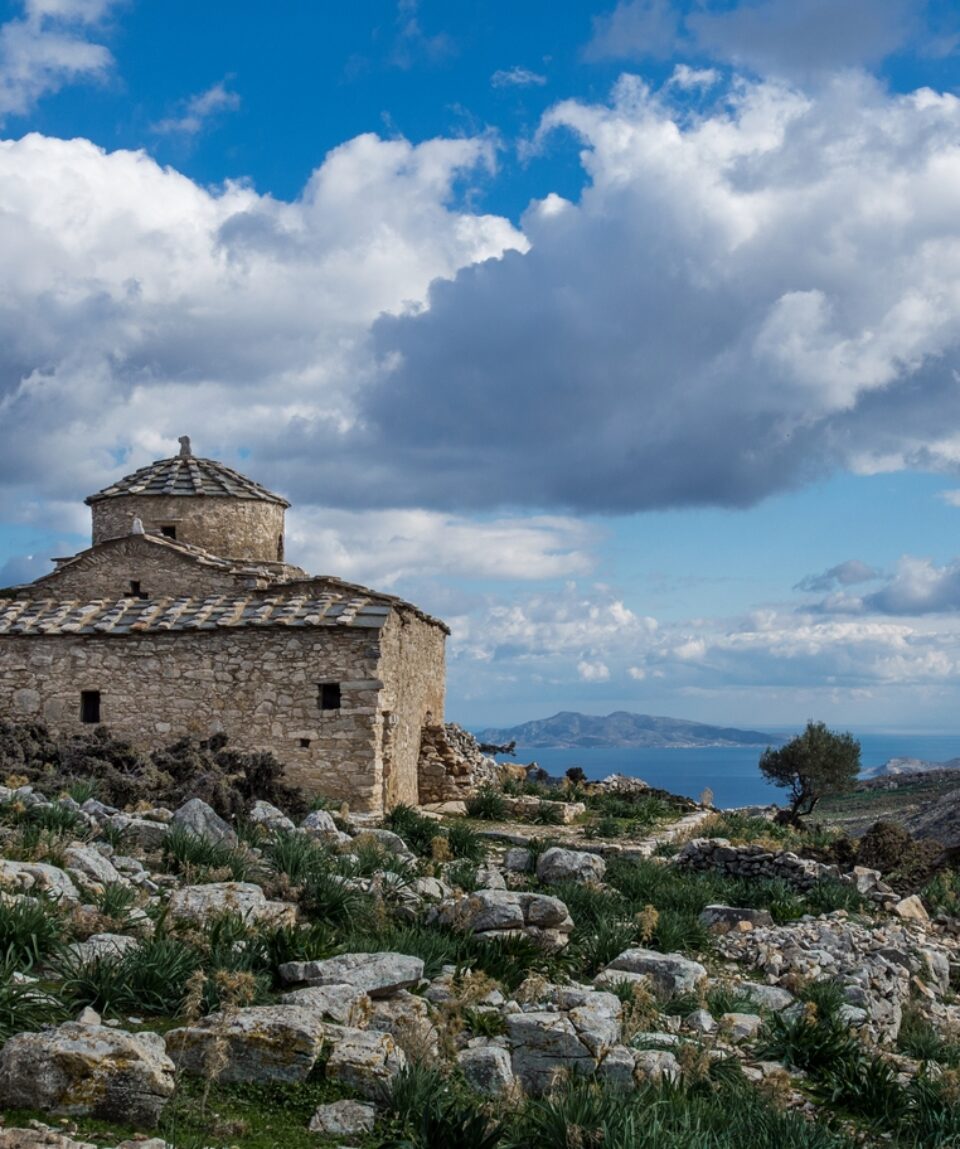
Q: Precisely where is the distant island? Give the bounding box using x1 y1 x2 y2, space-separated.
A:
867 755 960 777
475 710 781 750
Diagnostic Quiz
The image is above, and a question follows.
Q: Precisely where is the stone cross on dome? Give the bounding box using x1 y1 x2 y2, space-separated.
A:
178 435 192 458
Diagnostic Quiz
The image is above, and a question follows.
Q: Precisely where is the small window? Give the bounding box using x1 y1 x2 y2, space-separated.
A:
160 525 177 540
319 683 341 711
129 580 147 599
277 534 285 562
80 691 101 724
299 737 311 749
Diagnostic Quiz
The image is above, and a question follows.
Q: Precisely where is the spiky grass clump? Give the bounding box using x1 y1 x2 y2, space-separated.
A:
0 894 68 971
162 825 255 882
465 786 508 821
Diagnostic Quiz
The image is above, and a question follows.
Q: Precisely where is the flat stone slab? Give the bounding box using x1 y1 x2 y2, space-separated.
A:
0 1023 174 1128
278 951 424 997
166 1005 325 1084
601 948 707 998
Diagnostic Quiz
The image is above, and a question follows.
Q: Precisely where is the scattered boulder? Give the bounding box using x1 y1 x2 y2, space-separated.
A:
721 1012 763 1042
62 846 128 890
301 809 339 837
325 1027 406 1099
507 1011 594 1094
634 1049 681 1084
64 933 140 965
278 952 424 998
170 798 237 845
536 847 606 885
599 948 707 998
0 859 78 901
166 1005 325 1084
0 1023 174 1128
308 1099 377 1136
458 1043 515 1096
281 983 372 1025
699 905 774 931
429 889 574 950
105 814 169 851
167 882 296 928
893 894 929 922
248 800 295 834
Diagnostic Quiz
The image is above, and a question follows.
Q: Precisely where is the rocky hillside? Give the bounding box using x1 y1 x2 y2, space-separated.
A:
476 710 778 749
0 727 958 1147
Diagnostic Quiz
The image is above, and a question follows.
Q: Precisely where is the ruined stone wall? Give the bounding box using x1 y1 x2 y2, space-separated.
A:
376 612 446 808
417 723 501 804
28 540 242 600
91 498 286 563
0 626 390 812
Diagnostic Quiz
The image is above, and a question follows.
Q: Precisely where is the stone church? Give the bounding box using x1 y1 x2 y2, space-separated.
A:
0 438 455 814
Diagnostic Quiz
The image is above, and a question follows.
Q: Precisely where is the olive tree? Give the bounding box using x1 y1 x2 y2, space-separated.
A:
759 720 860 823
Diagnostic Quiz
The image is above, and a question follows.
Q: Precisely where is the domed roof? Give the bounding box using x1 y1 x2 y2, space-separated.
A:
85 437 289 507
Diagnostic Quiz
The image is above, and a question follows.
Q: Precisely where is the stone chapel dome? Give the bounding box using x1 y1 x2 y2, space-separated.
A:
85 437 290 563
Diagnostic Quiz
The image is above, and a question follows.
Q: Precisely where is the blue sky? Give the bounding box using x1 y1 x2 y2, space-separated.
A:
3 0 960 733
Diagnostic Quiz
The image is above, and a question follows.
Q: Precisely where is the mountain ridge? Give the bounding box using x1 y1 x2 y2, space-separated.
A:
475 710 780 749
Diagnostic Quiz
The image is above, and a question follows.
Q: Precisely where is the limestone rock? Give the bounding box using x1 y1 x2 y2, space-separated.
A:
503 848 532 873
634 1049 681 1083
281 983 372 1025
458 1043 515 1096
278 951 424 997
170 798 237 845
429 889 574 951
248 800 295 833
536 846 606 885
166 1005 325 1084
65 932 140 965
686 1008 717 1033
301 809 339 837
737 982 795 1012
0 1023 174 1128
105 815 169 851
597 1044 638 1089
63 847 128 890
0 859 78 901
167 882 296 927
721 1012 763 1041
507 1011 594 1094
0 1130 101 1149
308 1099 377 1136
699 905 775 931
601 948 707 998
893 895 929 922
325 1027 406 1099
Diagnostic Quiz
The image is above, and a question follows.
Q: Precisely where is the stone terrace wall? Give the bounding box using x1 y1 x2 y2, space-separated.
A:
676 837 898 899
27 539 243 600
0 626 389 812
92 497 286 564
376 612 445 808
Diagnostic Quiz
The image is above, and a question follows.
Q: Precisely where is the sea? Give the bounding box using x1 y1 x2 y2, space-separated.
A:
513 733 960 810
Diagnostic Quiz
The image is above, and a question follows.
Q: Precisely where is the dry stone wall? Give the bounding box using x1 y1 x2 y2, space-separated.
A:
91 497 285 564
418 723 502 804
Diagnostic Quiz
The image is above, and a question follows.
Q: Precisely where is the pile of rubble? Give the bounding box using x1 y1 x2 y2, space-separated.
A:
417 722 502 803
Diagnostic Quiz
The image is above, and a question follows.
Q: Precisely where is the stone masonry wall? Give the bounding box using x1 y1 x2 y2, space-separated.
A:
91 497 286 564
29 539 243 600
376 612 446 809
0 626 391 812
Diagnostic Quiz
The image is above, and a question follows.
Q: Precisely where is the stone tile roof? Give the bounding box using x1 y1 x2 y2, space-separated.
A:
85 455 289 506
0 594 394 637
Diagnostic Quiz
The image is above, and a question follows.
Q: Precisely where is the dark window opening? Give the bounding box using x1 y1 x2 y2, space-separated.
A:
299 737 311 749
80 691 101 724
129 580 147 599
319 683 341 711
277 534 285 562
160 525 177 540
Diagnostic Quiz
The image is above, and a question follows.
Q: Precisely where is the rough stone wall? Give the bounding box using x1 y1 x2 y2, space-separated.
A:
375 612 446 809
0 626 390 812
27 540 242 600
91 498 286 563
417 723 500 804
675 838 888 904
